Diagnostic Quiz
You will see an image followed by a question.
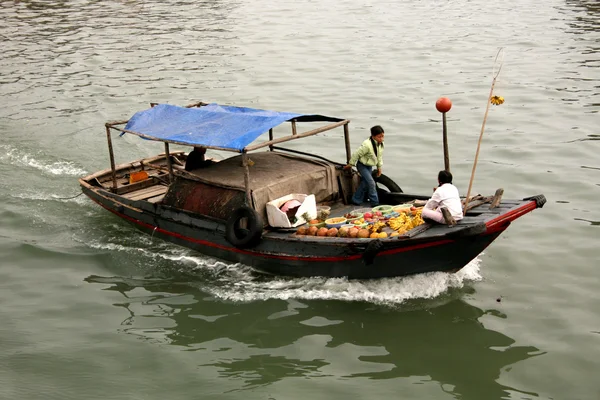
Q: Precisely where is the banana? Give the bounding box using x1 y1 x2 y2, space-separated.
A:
387 213 424 232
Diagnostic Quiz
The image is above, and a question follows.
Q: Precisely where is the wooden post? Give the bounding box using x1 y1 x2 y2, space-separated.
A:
269 128 274 151
245 119 349 151
343 122 351 163
105 124 117 191
489 188 504 209
242 153 252 206
291 119 297 136
164 142 173 182
442 112 450 172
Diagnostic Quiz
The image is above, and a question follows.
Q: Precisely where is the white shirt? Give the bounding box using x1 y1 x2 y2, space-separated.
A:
424 183 464 220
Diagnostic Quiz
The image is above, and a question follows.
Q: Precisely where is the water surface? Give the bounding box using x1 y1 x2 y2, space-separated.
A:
1 0 599 399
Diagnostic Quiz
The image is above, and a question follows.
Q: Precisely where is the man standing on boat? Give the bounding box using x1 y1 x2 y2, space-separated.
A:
343 125 385 206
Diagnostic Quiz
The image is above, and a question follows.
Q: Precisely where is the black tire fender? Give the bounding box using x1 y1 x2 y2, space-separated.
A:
363 239 384 265
523 194 546 208
373 173 403 193
225 206 263 248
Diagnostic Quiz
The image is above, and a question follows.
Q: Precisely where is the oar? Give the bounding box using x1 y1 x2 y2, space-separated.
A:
436 97 452 171
463 48 505 213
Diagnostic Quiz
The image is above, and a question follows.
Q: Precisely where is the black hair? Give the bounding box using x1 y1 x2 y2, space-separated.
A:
438 170 453 184
370 125 384 136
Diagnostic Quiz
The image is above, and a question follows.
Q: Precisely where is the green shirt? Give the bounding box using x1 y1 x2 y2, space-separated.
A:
348 138 384 168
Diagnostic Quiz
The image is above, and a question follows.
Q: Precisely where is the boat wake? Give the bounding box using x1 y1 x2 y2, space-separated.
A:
83 234 483 306
202 259 483 306
0 144 87 176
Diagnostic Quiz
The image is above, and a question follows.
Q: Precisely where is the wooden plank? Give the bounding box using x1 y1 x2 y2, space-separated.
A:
115 178 156 195
134 185 167 199
464 196 493 213
129 189 167 202
489 188 504 209
125 185 168 201
147 194 165 204
398 223 432 239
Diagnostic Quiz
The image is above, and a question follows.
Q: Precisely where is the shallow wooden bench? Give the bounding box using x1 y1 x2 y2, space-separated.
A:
123 185 168 201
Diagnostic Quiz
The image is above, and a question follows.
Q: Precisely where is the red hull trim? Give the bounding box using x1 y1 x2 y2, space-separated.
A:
89 195 454 263
485 201 537 234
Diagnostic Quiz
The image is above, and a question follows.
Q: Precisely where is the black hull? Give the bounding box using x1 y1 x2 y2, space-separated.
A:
82 186 513 279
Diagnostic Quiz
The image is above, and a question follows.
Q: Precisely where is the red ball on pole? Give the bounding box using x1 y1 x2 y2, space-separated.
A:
436 97 452 113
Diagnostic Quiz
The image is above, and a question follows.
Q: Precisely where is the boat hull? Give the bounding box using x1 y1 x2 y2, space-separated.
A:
82 185 510 279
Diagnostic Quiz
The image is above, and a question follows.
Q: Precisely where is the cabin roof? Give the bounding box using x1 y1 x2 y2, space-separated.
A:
121 103 343 152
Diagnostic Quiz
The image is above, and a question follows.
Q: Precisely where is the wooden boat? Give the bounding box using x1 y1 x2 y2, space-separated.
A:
79 101 546 279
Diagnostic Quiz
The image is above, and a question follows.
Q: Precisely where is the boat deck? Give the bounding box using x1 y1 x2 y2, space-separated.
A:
82 153 532 242
263 195 528 241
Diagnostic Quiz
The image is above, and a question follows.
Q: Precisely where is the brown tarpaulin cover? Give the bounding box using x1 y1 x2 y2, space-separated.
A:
187 151 339 222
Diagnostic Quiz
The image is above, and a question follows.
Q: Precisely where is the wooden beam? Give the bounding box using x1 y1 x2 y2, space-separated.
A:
245 119 349 152
104 102 209 128
242 153 252 206
164 143 174 182
399 223 432 239
489 188 504 209
109 126 243 153
105 124 117 191
185 101 209 108
464 196 493 213
343 122 351 163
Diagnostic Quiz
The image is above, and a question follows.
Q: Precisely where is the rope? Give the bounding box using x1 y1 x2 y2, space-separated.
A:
54 192 84 200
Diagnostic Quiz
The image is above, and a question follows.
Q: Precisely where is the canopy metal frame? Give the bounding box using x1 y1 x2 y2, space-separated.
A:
103 101 351 206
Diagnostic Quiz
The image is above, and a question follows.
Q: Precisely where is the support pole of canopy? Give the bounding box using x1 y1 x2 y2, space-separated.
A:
164 142 174 182
105 124 117 191
291 120 297 136
269 128 274 151
245 119 349 152
242 152 252 206
343 122 351 163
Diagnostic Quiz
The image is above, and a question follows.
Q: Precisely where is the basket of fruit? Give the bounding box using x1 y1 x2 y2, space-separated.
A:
308 219 326 228
372 205 393 215
362 210 384 224
351 208 373 215
392 204 413 214
343 212 363 223
347 218 368 229
325 216 347 228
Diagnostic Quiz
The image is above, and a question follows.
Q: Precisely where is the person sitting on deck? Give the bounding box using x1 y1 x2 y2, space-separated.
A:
185 146 212 171
422 170 464 224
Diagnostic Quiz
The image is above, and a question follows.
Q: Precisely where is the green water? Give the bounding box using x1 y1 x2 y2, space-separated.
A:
1 0 599 399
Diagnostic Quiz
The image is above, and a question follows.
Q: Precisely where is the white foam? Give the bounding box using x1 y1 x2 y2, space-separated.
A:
0 144 87 176
81 233 483 306
205 258 483 306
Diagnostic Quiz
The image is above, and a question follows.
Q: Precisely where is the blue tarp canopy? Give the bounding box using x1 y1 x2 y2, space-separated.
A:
123 103 342 152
